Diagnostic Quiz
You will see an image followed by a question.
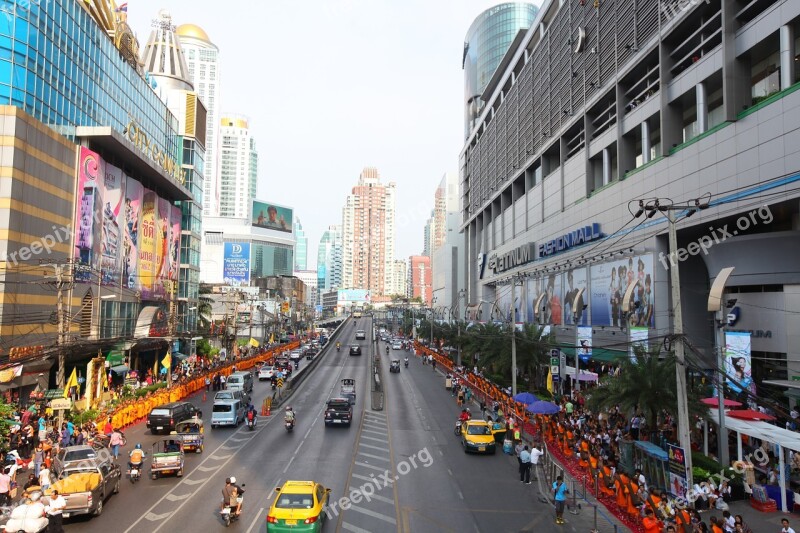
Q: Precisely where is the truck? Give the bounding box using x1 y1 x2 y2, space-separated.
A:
47 446 121 517
324 397 353 427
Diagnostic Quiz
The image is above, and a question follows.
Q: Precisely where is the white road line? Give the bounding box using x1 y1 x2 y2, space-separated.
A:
350 473 375 482
245 506 265 533
458 491 464 500
358 442 387 452
359 435 387 443
144 511 172 521
341 521 372 533
283 456 295 473
361 428 387 436
347 504 397 525
165 493 191 502
181 478 206 486
447 468 453 476
357 451 390 462
354 461 390 473
356 491 395 505
209 454 233 460
196 465 217 472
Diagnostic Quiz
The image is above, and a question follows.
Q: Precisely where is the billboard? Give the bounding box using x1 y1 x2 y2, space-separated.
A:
577 326 592 363
526 277 544 323
629 326 649 361
100 164 125 286
725 331 753 394
590 254 655 328
169 205 181 282
252 200 293 233
154 197 171 299
74 147 104 282
223 242 251 285
542 273 563 325
139 189 157 299
337 289 370 302
564 267 588 326
123 176 142 292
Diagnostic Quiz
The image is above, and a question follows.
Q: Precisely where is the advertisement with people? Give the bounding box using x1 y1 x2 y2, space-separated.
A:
74 147 104 283
252 200 293 233
577 326 592 363
154 197 171 299
139 190 157 299
101 164 124 287
223 242 251 285
169 205 181 282
590 254 655 328
725 331 753 395
123 176 142 291
667 444 689 500
543 273 563 326
526 277 544 323
563 267 588 326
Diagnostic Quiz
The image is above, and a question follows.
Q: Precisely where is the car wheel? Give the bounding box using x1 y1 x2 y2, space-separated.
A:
94 496 104 516
177 469 183 477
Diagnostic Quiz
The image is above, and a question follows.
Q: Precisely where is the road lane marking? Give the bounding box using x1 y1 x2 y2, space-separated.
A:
360 435 386 443
209 454 232 460
145 511 172 521
181 478 205 485
354 461 390 473
341 521 372 533
358 442 387 452
165 493 191 502
348 504 397 524
357 451 390 461
361 428 387 436
245 506 265 533
196 465 217 472
283 456 295 473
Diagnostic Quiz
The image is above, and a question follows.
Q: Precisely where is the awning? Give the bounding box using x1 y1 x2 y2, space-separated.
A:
106 342 127 366
110 365 130 375
708 410 800 451
134 305 169 338
560 346 627 363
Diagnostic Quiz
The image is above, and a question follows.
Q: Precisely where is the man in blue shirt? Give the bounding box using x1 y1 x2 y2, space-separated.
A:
519 446 532 484
553 475 569 524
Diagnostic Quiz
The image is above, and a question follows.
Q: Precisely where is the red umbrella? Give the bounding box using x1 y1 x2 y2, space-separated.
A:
726 409 776 422
701 398 742 408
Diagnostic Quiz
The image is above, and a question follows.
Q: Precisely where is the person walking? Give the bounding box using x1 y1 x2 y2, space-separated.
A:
781 518 797 533
530 443 544 480
46 489 66 533
553 475 569 525
33 443 44 479
38 464 51 491
0 469 10 506
519 446 532 484
205 376 211 392
109 428 124 460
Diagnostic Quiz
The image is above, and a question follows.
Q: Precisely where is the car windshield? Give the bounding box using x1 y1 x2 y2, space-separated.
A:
150 409 170 416
213 404 232 413
467 425 491 436
215 392 232 399
227 377 242 384
60 448 96 462
275 493 314 509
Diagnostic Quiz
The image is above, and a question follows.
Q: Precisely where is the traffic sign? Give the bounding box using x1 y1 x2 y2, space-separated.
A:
276 377 284 389
550 365 559 375
552 375 560 382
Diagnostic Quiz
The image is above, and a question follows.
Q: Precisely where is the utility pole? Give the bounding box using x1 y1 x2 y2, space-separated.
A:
55 264 66 389
511 278 517 397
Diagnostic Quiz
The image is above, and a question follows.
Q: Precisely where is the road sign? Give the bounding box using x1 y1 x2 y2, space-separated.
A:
276 377 284 389
550 365 559 375
552 375 560 382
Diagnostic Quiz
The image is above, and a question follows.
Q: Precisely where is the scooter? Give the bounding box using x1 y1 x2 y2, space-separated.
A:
285 418 294 432
246 414 257 431
404 358 409 368
454 420 463 435
294 361 299 370
221 485 245 527
336 346 340 352
128 462 143 483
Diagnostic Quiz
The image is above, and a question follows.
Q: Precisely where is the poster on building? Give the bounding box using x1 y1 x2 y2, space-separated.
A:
169 205 181 282
101 164 125 287
74 147 104 283
123 177 142 291
542 273 563 325
667 444 689 500
725 331 753 394
590 255 655 328
564 267 588 325
629 326 649 361
223 242 251 285
495 286 512 322
577 326 592 363
251 200 293 233
526 277 544 323
154 197 171 299
139 189 157 299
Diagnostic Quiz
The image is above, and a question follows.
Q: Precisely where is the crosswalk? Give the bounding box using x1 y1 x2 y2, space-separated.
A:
339 411 399 532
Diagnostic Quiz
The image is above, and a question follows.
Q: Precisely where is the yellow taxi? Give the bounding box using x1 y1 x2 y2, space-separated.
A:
460 420 496 454
266 480 331 532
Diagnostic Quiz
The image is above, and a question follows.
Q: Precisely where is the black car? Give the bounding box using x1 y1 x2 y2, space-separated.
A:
324 398 353 427
147 401 202 434
349 345 362 356
389 360 401 373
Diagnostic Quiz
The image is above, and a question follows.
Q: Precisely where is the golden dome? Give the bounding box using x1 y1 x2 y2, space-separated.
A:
175 23 211 43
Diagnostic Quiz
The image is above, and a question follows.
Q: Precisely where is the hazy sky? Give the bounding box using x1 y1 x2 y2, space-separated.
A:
128 0 531 269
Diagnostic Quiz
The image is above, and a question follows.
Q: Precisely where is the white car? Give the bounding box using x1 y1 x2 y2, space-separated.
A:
289 350 303 361
258 365 276 381
392 342 402 350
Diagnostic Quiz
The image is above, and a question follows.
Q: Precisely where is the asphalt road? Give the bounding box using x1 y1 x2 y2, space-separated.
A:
64 317 628 532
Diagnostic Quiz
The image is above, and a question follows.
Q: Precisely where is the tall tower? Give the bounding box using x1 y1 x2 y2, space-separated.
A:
463 3 538 138
317 225 343 303
141 10 193 93
422 210 434 257
294 217 308 270
341 167 396 296
176 23 221 218
218 116 258 218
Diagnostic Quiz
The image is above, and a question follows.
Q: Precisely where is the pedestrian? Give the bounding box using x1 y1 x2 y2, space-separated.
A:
552 475 569 525
457 388 465 407
519 445 532 484
513 426 521 447
109 428 124 460
37 414 47 444
38 464 50 491
721 510 734 533
479 399 487 419
46 489 66 533
205 376 211 392
0 469 9 506
781 518 797 533
23 473 36 491
33 442 44 479
220 374 227 389
642 508 662 533
103 417 112 437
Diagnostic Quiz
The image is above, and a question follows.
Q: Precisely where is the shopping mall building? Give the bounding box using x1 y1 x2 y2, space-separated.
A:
461 0 800 403
0 0 204 401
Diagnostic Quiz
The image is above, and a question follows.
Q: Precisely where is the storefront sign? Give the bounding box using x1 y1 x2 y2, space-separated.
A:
9 345 44 362
49 398 72 411
487 243 535 274
124 116 183 184
728 329 771 338
538 223 604 258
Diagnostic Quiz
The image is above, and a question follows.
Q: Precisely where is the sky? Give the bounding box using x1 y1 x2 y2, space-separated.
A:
128 0 535 270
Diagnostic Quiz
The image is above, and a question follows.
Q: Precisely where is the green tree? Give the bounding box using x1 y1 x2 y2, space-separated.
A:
0 398 17 446
197 284 214 334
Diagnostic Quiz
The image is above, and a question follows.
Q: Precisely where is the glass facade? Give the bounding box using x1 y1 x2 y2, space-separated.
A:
0 0 179 159
251 241 293 279
463 2 538 138
178 138 203 334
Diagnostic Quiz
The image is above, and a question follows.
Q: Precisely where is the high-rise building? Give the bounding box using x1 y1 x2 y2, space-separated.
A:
176 23 221 218
294 217 308 270
142 10 206 340
422 210 434 257
317 225 343 303
341 167 396 296
390 259 408 297
431 173 465 313
463 3 538 138
409 256 432 306
293 270 318 309
218 116 258 218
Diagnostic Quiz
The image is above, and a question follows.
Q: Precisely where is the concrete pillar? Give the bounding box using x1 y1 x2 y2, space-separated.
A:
641 120 651 164
780 25 796 91
602 148 611 186
696 82 708 134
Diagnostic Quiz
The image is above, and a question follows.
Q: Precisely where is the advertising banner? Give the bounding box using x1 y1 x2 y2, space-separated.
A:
139 189 157 299
337 289 370 302
223 242 251 285
667 444 689 500
154 197 171 299
526 277 544 323
74 147 104 282
629 326 649 361
123 177 142 291
564 267 588 326
590 255 655 328
101 164 125 287
725 331 753 394
252 200 293 232
577 326 592 363
169 205 181 282
495 287 511 322
542 273 563 325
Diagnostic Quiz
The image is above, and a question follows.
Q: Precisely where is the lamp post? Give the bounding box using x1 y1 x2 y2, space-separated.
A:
430 296 437 349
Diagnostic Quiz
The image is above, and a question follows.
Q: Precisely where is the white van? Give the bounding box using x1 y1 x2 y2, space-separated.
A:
211 399 244 428
225 371 253 394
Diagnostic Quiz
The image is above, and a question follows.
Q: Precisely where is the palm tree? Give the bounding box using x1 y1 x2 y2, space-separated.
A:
197 284 214 334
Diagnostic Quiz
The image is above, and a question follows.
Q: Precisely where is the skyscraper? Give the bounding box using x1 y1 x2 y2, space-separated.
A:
463 3 538 138
431 172 465 312
294 217 308 270
422 210 434 257
218 116 258 218
176 23 221 218
410 256 432 306
317 225 343 302
390 259 408 297
341 167 396 295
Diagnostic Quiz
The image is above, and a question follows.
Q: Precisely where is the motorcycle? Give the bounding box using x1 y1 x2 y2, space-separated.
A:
246 414 257 431
285 418 294 432
454 420 463 435
271 379 277 391
404 358 409 368
336 345 341 352
221 484 245 527
294 361 299 370
129 462 143 483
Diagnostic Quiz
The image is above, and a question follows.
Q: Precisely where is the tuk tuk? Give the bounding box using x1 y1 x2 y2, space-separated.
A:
389 360 401 373
173 419 204 454
340 378 356 403
150 438 185 479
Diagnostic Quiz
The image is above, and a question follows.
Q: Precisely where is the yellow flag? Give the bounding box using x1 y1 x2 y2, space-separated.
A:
249 338 260 348
269 333 274 344
546 369 553 394
63 368 78 398
153 357 159 376
161 351 171 369
101 367 108 391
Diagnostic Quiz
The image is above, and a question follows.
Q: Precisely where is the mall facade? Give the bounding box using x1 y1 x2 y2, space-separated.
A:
461 0 800 402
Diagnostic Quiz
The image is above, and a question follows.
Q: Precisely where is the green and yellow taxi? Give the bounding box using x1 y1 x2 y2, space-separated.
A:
460 420 497 454
267 480 331 532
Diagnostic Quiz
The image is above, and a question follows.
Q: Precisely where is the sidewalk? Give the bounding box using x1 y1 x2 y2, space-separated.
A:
713 499 798 532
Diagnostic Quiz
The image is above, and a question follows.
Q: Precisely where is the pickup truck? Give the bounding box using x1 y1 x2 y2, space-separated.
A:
324 398 353 427
46 446 121 517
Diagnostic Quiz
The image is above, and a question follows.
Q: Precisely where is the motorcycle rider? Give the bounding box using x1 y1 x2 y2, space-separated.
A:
459 408 471 424
128 443 146 472
284 406 296 428
336 342 341 351
221 477 244 517
246 404 257 427
404 357 409 367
